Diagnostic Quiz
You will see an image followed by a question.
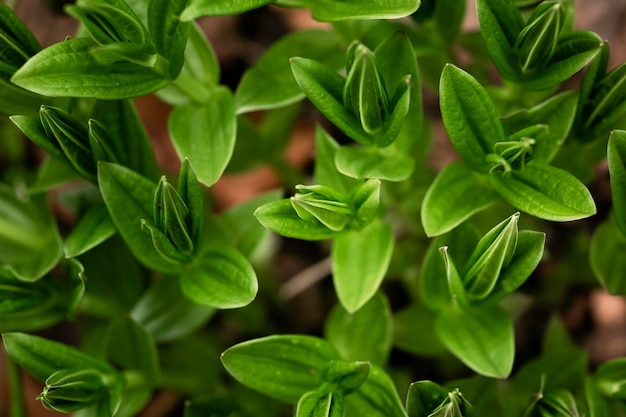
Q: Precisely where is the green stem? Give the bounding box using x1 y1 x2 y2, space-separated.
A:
7 355 26 417
170 71 212 105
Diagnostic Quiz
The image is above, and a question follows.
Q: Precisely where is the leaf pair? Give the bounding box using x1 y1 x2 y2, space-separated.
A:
477 0 601 90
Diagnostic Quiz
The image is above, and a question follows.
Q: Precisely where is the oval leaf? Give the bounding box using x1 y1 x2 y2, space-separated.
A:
590 219 626 296
608 130 626 235
334 145 414 182
311 0 419 21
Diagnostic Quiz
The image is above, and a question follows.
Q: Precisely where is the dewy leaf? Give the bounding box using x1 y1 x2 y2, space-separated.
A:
311 0 420 22
0 184 63 281
3 333 114 382
179 245 258 309
64 204 116 258
490 163 596 221
590 219 626 296
435 304 514 378
221 335 340 404
334 145 415 182
148 0 190 79
421 161 499 237
235 30 343 114
344 365 408 417
98 162 182 273
181 0 276 20
332 221 394 313
440 64 505 173
324 292 393 366
608 130 626 236
169 87 236 187
11 37 168 99
254 198 341 241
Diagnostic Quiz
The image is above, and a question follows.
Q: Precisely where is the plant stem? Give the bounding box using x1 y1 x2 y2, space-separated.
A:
170 72 212 105
6 354 26 417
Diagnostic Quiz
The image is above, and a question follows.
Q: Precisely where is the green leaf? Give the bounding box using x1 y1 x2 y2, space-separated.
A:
181 0 276 20
440 246 468 308
489 162 596 221
582 61 626 142
254 198 341 241
169 87 236 187
324 292 393 366
344 364 408 417
179 245 258 309
332 221 394 313
3 333 114 382
476 0 524 81
405 380 449 417
608 130 626 235
297 390 343 417
311 0 420 22
221 335 340 403
421 162 499 236
585 376 615 417
515 1 564 74
64 204 116 258
11 37 168 99
501 90 578 163
590 218 626 296
595 357 626 400
334 145 415 182
322 360 370 394
0 2 41 77
29 157 80 194
393 304 447 357
130 276 214 343
98 162 182 273
106 317 159 385
0 184 63 281
148 0 190 79
440 64 505 173
313 126 359 195
235 30 343 114
435 304 514 378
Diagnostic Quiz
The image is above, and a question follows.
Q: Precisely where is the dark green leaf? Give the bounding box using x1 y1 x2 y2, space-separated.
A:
180 245 258 309
0 2 41 77
221 335 340 403
406 380 448 417
490 162 596 221
421 162 499 236
64 204 116 257
332 220 394 313
148 0 190 79
435 304 514 378
324 292 392 365
608 130 626 235
393 304 447 356
590 218 626 295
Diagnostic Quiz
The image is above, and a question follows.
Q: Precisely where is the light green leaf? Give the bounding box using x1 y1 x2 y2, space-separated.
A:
235 30 343 114
344 365 408 417
490 162 596 221
64 204 116 258
221 335 340 403
98 162 182 273
169 87 236 187
595 358 626 399
181 0 276 20
435 304 514 378
332 221 394 313
421 162 499 236
324 292 393 365
311 0 420 22
11 37 168 99
0 184 63 281
334 145 414 182
608 130 626 235
313 126 359 195
180 245 257 309
590 219 626 296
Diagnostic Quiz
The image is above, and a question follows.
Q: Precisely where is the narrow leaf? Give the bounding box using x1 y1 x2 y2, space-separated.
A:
64 204 116 258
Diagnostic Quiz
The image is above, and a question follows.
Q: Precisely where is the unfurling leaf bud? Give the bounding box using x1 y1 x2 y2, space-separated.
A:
65 3 147 46
37 369 109 413
429 388 474 417
291 184 352 232
515 1 564 73
88 119 120 164
0 3 41 78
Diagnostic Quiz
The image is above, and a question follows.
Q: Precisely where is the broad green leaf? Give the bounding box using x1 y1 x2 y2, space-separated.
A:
595 358 626 399
311 0 420 22
106 317 159 385
254 198 341 241
221 335 340 403
91 99 159 180
435 304 514 378
332 221 394 313
181 0 276 20
586 377 615 417
235 30 343 114
148 0 190 79
169 87 236 187
11 37 168 99
393 304 447 356
98 162 182 273
0 184 63 281
476 0 524 81
29 157 80 194
406 380 449 417
440 64 504 173
297 390 342 417
434 0 466 42
501 90 578 163
0 77 51 117
130 276 214 343
179 245 258 309
64 204 116 258
324 292 393 365
3 333 114 382
0 2 41 77
344 365 408 417
590 219 626 295
490 163 596 221
313 126 358 195
334 145 415 182
608 130 626 235
522 31 602 91
421 162 499 236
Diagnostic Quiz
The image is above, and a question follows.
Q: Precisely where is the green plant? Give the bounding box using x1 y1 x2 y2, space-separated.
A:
1 0 626 416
